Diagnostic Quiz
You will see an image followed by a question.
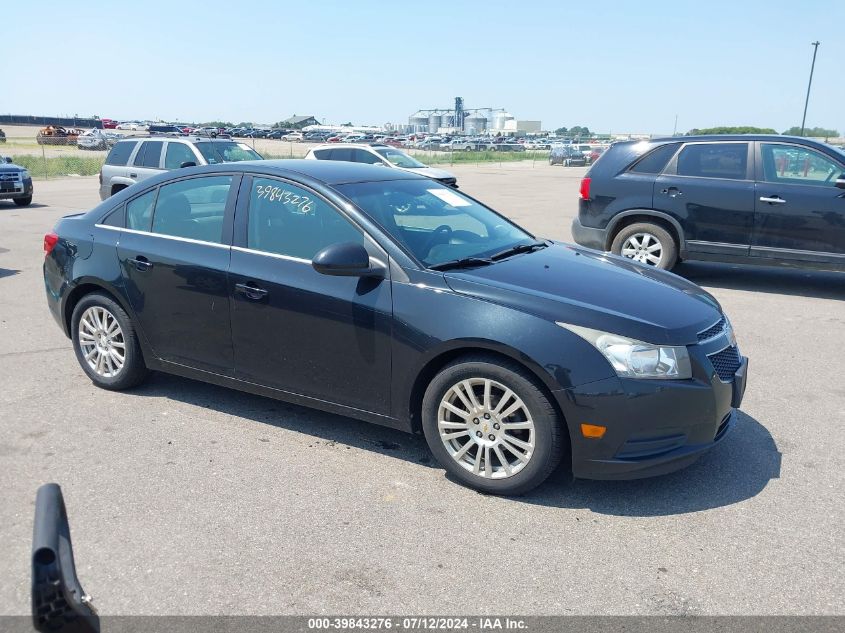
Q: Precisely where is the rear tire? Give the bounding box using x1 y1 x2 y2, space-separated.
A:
422 355 565 495
71 293 148 390
611 221 678 270
13 196 32 206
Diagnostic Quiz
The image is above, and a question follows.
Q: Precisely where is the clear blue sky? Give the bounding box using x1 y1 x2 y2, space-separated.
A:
4 0 844 134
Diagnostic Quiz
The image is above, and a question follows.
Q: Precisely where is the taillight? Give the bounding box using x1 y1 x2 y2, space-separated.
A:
43 233 59 255
99 168 102 185
579 177 592 200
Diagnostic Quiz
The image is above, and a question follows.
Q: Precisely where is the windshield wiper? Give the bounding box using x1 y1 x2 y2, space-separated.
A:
489 240 548 261
428 257 493 271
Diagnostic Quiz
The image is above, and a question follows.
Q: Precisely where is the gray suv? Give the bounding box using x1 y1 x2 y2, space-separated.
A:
99 136 263 199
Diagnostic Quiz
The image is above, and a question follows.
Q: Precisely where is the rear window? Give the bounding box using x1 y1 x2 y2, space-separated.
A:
629 143 680 174
105 141 137 166
312 149 332 159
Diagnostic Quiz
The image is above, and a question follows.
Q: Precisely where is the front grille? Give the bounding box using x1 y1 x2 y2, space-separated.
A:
0 173 21 182
708 345 741 381
698 317 725 342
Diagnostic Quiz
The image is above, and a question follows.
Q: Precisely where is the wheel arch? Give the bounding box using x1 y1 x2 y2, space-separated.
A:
605 210 686 256
62 279 133 338
407 343 568 438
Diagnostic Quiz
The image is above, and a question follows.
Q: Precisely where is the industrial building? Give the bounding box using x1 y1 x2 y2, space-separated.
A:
407 98 541 136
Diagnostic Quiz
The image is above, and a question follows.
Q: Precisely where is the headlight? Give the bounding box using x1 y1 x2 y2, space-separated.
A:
557 323 692 380
21 170 30 180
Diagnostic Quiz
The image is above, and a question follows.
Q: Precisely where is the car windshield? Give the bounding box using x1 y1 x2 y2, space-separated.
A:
335 179 537 267
375 148 426 168
195 141 262 164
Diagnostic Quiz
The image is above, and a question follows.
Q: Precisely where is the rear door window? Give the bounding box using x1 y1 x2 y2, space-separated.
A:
330 148 353 162
105 142 137 166
676 143 749 180
151 176 232 243
312 149 332 160
139 141 163 169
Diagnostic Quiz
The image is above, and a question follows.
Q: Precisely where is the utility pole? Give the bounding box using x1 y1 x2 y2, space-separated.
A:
800 41 820 136
673 114 678 136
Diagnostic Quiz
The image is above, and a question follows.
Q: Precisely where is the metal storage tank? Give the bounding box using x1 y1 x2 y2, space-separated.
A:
409 112 429 132
465 113 487 134
428 113 442 134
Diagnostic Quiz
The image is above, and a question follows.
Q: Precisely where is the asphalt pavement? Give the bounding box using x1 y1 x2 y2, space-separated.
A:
0 164 843 615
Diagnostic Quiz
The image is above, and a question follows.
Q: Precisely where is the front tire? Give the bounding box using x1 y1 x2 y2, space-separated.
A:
611 222 678 270
13 196 32 206
71 293 148 390
422 355 565 495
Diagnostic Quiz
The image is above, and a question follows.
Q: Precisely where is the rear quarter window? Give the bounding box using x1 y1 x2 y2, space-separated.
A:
628 143 680 174
105 142 137 166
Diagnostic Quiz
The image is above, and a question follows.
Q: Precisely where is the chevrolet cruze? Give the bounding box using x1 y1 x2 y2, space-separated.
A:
43 160 747 494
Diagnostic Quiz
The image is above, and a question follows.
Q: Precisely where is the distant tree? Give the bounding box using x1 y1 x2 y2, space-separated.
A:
782 126 839 138
236 121 253 128
687 126 777 135
199 121 234 128
554 127 568 135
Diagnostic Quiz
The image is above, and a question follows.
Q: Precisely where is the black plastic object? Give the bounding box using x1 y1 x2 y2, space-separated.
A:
31 483 99 633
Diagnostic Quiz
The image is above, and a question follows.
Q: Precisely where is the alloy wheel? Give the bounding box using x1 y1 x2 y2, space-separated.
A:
77 306 126 377
621 232 663 266
437 378 535 479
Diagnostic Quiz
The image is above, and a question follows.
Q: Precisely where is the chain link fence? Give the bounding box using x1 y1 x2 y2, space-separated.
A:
1 125 105 179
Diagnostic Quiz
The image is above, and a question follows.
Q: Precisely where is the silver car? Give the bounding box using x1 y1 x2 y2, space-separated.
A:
99 136 262 199
305 143 458 187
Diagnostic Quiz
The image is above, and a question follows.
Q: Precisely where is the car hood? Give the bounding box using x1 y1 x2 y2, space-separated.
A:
443 242 723 346
396 166 455 180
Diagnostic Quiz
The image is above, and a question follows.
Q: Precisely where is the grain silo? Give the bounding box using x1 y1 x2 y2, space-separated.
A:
428 113 442 134
465 113 487 134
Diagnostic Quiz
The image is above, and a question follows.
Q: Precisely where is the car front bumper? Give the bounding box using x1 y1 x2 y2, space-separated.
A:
0 177 33 200
554 355 747 480
570 216 607 251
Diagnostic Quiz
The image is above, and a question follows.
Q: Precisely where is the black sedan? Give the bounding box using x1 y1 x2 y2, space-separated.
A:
43 161 747 494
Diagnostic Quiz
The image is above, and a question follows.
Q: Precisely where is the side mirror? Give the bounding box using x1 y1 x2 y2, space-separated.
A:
32 484 99 633
5 157 12 163
312 242 386 278
836 174 845 189
179 161 196 168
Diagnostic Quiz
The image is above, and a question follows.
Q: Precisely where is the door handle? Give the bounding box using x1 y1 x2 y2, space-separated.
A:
759 196 786 204
235 282 268 300
129 173 137 178
128 256 153 271
661 187 682 197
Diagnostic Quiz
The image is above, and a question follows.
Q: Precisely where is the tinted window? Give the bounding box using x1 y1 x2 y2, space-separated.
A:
330 148 353 162
101 205 125 227
248 177 363 260
105 141 137 166
133 141 163 168
126 189 156 231
151 176 232 243
676 143 748 180
760 143 843 187
629 143 679 174
351 149 383 165
313 149 332 160
164 142 197 169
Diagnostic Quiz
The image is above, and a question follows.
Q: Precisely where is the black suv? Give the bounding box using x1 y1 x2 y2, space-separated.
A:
572 135 845 271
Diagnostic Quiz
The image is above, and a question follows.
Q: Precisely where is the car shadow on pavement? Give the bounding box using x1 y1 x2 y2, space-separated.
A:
131 373 437 466
675 261 845 300
131 375 779 516
0 202 47 210
522 410 781 516
0 267 20 279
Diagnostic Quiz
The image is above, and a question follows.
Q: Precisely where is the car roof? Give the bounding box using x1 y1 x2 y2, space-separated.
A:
646 134 831 146
308 143 388 152
144 159 426 186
